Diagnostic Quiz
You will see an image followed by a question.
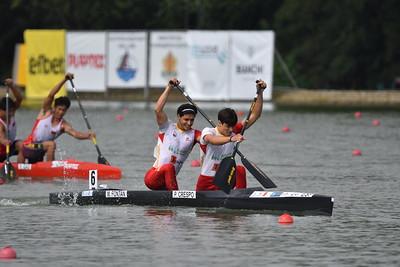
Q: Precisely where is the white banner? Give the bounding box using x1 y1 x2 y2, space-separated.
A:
186 31 230 100
230 31 274 100
107 32 147 88
66 32 106 92
150 31 187 87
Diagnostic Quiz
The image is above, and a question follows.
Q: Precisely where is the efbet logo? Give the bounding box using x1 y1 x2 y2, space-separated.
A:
29 54 64 75
162 52 177 78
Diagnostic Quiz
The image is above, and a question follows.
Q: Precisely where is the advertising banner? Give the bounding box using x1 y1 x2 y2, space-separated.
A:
230 31 274 100
150 31 187 87
24 30 66 99
186 31 230 100
107 32 147 88
66 32 106 92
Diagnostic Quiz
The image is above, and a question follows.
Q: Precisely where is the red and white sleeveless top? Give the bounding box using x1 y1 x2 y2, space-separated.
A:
199 122 243 177
24 114 63 144
153 121 201 174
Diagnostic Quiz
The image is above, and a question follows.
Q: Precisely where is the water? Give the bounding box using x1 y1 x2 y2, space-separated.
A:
1 106 399 266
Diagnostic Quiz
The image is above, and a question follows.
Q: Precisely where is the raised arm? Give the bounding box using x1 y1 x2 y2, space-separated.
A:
42 73 74 112
4 78 23 109
244 79 267 129
154 78 180 126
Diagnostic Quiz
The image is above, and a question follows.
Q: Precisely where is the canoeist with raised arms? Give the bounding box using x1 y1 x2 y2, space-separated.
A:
144 78 201 191
196 79 267 191
18 73 95 163
0 78 23 162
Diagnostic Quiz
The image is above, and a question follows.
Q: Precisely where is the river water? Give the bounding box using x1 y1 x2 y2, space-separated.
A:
0 105 399 266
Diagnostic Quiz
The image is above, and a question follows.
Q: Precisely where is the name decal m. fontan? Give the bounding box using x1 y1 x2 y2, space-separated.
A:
105 190 128 198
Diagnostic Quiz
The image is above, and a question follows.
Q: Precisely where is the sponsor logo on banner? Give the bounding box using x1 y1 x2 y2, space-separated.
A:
116 51 137 82
162 52 177 78
236 64 263 74
191 45 227 64
82 190 93 197
172 190 196 199
29 55 64 74
68 54 104 68
17 163 32 170
249 191 314 198
105 190 128 198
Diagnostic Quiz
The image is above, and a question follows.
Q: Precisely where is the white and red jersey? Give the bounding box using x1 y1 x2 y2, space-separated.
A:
153 121 201 174
0 117 17 141
24 113 63 144
199 122 243 177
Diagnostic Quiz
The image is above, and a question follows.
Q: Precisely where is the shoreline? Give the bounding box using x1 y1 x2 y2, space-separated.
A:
1 87 399 110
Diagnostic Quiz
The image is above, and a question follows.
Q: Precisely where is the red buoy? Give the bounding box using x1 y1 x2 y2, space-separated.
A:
0 246 17 259
278 213 294 224
354 111 362 119
372 119 380 126
191 159 201 167
115 114 124 121
236 111 244 117
352 149 362 156
282 126 291 133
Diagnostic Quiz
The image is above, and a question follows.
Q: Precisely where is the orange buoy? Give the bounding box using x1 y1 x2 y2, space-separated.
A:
372 119 380 126
354 111 362 119
282 126 291 133
278 213 294 224
191 159 201 167
0 246 17 259
352 149 362 156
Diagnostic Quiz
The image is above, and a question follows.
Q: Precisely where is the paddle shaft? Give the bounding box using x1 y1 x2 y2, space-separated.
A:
5 87 10 162
69 79 108 163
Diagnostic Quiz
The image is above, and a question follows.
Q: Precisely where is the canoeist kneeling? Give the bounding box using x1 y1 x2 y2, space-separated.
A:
0 78 23 162
196 79 267 191
18 73 95 163
144 78 201 191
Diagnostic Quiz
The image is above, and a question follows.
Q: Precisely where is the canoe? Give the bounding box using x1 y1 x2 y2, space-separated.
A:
0 159 121 180
49 187 334 216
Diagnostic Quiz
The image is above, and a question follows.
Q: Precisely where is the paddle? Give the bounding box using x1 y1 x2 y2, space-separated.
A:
0 84 17 182
173 83 277 191
68 79 110 165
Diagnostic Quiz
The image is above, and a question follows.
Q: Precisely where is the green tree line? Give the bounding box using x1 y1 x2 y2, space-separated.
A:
1 0 399 89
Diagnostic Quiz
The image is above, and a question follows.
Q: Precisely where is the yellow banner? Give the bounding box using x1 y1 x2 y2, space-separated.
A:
24 30 66 99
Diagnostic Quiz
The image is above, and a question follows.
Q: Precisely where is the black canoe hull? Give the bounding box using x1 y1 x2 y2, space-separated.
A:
49 187 334 216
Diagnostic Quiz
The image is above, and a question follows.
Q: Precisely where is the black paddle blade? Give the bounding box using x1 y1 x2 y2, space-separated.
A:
214 157 237 194
0 162 17 182
98 155 110 166
241 156 277 188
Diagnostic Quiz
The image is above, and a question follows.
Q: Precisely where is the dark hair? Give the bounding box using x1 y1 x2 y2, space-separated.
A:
54 96 71 109
177 103 197 117
218 108 238 127
0 97 16 111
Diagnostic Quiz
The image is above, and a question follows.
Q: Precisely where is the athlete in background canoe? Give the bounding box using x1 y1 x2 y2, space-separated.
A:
144 78 201 191
0 78 23 162
196 79 267 191
18 73 95 163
